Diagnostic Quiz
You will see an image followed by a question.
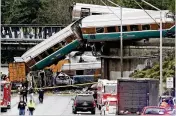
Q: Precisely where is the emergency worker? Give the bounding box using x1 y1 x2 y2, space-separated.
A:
18 85 23 101
18 98 26 116
38 88 44 103
27 99 35 115
29 87 34 101
22 86 28 102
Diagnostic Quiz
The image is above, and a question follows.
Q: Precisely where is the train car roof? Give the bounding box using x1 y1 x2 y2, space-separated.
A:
72 74 101 77
97 79 117 84
73 3 154 14
81 10 172 27
61 62 101 71
21 22 74 62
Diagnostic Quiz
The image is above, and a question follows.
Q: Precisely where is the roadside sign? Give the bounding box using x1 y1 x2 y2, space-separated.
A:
166 77 173 88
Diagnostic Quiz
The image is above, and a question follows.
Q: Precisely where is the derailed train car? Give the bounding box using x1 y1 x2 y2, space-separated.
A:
20 3 175 72
21 19 83 71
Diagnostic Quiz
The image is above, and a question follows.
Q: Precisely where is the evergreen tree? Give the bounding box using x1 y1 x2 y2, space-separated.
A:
115 0 174 13
1 0 175 24
1 0 19 24
12 0 47 24
168 0 175 14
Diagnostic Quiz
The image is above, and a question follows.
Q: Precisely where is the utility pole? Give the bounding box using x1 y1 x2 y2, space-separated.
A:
175 12 176 98
120 6 123 78
140 0 163 97
104 0 123 78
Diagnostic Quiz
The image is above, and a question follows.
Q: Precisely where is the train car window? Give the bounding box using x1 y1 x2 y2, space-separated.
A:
92 13 102 15
118 26 128 32
45 51 49 55
81 8 90 17
142 25 150 30
40 52 48 59
61 41 66 45
107 26 116 32
76 70 84 75
34 56 40 62
70 35 76 40
65 37 72 44
53 43 62 51
130 25 139 31
47 48 54 55
96 27 104 33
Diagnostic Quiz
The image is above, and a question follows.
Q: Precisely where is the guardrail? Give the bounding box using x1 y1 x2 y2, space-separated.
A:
1 24 66 39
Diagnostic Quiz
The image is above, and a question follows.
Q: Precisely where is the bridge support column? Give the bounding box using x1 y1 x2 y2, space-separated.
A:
101 56 152 80
100 42 160 80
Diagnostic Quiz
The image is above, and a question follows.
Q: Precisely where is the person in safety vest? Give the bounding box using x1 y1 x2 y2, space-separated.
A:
27 99 35 115
160 99 169 108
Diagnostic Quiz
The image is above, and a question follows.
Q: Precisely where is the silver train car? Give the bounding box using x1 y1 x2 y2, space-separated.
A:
21 20 82 70
80 10 175 42
71 3 153 21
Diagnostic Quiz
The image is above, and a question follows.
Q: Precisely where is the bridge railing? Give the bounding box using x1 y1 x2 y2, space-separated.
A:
1 24 67 39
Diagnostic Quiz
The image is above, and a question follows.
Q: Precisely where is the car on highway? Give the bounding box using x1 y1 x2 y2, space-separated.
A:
159 96 175 111
72 94 96 114
140 106 170 115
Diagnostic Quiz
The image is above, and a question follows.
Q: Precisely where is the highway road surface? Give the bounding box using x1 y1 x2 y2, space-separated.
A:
1 94 101 115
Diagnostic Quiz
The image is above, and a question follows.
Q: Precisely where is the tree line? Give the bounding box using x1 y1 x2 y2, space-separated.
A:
1 0 175 24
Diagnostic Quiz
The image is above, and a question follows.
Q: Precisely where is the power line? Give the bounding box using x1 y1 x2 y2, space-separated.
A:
100 0 121 20
107 0 120 7
132 0 160 26
101 0 124 78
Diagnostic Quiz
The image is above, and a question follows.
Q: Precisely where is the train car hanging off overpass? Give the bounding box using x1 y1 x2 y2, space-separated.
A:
21 19 83 71
19 4 175 71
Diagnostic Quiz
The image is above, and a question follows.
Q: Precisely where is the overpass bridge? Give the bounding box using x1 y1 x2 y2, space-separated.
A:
1 24 66 65
1 24 174 66
1 24 174 78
